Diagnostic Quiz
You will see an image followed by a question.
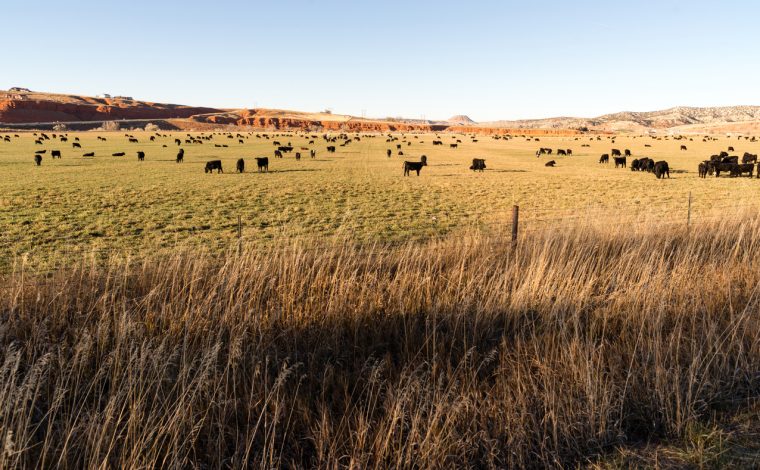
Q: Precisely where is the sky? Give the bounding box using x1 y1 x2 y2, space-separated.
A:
3 0 759 122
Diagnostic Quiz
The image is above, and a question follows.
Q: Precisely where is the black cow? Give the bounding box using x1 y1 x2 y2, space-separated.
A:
624 149 632 157
711 162 736 177
73 143 81 148
51 150 61 159
742 152 757 164
599 154 609 164
295 152 301 160
327 146 336 153
728 146 735 152
176 149 184 163
630 159 640 171
613 156 627 168
112 152 125 157
35 150 46 154
387 149 392 158
310 150 316 158
450 144 458 149
256 157 269 172
545 160 556 167
236 158 245 173
175 138 181 146
731 163 754 178
34 155 42 166
611 149 621 157
83 152 95 157
698 161 708 178
403 160 426 176
274 150 283 158
557 149 567 156
205 160 223 173
470 158 486 171
654 161 670 179
137 151 145 161
680 145 687 151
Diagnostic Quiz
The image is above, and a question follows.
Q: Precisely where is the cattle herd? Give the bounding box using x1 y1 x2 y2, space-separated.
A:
5 129 760 184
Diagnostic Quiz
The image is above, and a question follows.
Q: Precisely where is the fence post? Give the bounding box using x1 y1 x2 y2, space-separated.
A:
511 205 519 243
687 192 692 232
237 215 242 255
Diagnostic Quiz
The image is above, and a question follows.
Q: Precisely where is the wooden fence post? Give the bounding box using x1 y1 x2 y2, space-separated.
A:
511 205 519 243
687 192 692 232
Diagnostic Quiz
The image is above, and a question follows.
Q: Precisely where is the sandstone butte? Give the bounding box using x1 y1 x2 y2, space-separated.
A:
0 90 584 136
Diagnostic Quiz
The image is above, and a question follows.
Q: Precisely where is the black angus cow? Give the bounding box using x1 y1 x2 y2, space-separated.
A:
742 152 757 164
112 152 125 157
557 149 567 156
698 161 709 178
403 160 426 176
566 149 572 155
630 159 640 171
205 160 223 173
295 152 301 160
710 161 736 177
51 150 61 159
613 156 627 168
72 142 81 148
129 138 139 143
611 149 622 157
728 146 735 152
137 151 145 161
274 150 283 158
450 144 458 149
327 146 336 153
83 152 95 157
256 157 269 172
624 149 632 157
640 158 655 172
310 150 316 158
545 160 556 167
387 149 392 158
470 158 486 171
599 154 609 164
731 163 754 178
722 156 739 164
654 161 670 179
176 148 184 163
175 138 181 146
680 145 688 151
35 150 46 154
34 155 42 166
236 158 245 173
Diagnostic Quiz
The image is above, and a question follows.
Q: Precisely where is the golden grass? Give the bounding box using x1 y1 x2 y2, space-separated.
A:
1 214 759 468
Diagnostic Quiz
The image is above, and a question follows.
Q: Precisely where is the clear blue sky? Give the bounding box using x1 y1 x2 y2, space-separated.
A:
3 0 758 122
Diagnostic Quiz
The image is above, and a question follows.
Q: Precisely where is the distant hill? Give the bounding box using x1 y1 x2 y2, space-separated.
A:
480 106 760 133
447 115 476 125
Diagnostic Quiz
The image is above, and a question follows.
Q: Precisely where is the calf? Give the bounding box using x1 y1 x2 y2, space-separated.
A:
599 154 609 164
205 160 223 173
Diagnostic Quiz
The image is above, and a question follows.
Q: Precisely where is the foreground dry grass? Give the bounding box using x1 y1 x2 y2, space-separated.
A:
1 216 760 468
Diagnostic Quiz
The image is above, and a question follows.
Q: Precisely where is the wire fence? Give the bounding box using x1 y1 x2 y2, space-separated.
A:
3 192 759 280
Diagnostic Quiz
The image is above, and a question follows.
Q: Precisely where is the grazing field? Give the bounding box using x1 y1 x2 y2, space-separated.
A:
2 129 760 269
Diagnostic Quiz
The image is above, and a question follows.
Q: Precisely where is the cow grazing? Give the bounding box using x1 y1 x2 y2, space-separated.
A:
630 159 640 171
545 160 556 167
236 158 245 173
470 158 486 171
72 143 81 148
327 146 336 153
654 161 670 179
83 152 95 157
680 145 687 151
137 151 145 161
566 149 572 155
613 156 627 168
274 150 283 158
205 160 223 173
742 152 757 164
450 144 458 149
728 146 735 152
310 150 316 158
255 157 269 172
51 150 61 159
176 149 184 163
557 149 567 156
624 149 632 157
34 155 42 166
599 154 609 164
611 149 622 157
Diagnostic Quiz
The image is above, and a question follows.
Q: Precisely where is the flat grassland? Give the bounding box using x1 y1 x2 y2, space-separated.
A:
2 129 760 468
2 130 760 268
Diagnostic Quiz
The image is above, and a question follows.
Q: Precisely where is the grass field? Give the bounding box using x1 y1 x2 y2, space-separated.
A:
2 129 760 269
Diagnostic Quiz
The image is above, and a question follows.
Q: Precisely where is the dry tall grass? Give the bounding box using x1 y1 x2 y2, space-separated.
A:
1 216 759 468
